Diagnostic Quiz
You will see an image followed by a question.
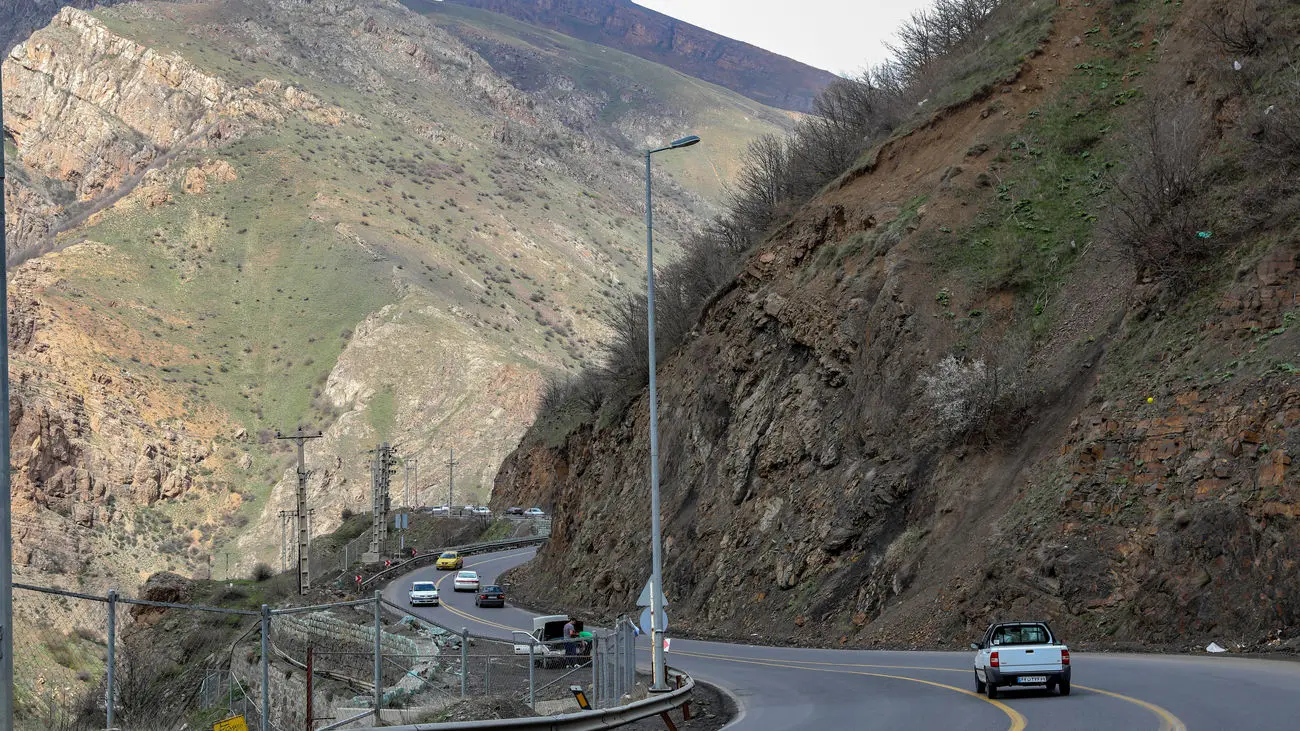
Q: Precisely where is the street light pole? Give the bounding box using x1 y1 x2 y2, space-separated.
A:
0 67 14 729
644 134 699 692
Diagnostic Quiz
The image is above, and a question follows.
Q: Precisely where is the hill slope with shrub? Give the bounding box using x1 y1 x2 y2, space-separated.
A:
492 0 1300 652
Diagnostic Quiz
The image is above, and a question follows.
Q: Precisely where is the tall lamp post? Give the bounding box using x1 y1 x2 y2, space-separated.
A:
0 72 14 726
644 134 699 692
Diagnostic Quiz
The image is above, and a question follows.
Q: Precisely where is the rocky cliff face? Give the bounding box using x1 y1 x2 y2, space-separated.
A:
1 0 141 56
432 0 838 113
492 1 1300 652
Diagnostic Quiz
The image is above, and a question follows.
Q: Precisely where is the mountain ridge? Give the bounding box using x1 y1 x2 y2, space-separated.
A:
413 0 839 113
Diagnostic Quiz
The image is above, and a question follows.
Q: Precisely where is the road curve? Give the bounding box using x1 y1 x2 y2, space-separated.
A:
383 548 1300 731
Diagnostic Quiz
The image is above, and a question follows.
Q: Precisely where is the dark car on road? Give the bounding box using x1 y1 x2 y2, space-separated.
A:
475 584 506 608
505 506 524 515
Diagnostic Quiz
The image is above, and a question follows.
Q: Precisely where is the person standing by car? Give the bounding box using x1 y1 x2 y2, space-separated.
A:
563 617 578 666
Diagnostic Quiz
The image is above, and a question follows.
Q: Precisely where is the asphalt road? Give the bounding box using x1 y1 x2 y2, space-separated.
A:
384 548 1300 730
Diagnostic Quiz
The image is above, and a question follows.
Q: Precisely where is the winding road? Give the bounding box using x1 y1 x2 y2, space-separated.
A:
383 548 1300 730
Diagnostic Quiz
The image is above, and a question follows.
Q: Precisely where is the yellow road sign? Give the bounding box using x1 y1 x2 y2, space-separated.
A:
214 716 248 731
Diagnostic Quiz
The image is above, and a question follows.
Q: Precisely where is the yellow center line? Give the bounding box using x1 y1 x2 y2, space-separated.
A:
678 649 1186 731
1081 685 1186 731
429 552 532 634
674 649 1026 731
406 553 1180 731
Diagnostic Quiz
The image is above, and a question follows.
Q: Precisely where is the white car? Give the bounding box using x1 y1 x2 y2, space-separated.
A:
524 508 545 517
471 506 492 516
973 621 1071 698
453 570 480 592
408 581 439 606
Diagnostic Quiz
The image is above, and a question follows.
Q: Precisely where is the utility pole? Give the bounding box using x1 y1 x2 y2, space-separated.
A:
277 428 323 595
1 73 16 728
368 443 395 556
447 447 457 512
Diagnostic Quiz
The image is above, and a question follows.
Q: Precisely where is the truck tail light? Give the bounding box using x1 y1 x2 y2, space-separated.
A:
990 652 999 668
1061 649 1070 666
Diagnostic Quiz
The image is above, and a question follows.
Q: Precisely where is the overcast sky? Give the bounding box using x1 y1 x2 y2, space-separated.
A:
635 0 936 76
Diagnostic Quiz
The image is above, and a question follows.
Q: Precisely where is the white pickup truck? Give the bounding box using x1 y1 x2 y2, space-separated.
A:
972 621 1070 698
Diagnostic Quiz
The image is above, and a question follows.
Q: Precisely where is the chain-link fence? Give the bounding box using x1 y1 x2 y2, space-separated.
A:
13 581 641 730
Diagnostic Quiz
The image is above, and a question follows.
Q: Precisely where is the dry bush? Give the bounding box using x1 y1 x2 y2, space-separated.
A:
1104 95 1214 286
250 562 274 581
919 335 1034 444
1256 61 1300 163
1197 0 1268 57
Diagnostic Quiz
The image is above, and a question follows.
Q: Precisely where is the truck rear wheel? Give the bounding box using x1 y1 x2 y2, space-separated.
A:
986 681 998 699
1058 678 1071 696
975 672 986 694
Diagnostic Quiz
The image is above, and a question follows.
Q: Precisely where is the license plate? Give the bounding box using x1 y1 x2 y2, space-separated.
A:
1018 676 1047 684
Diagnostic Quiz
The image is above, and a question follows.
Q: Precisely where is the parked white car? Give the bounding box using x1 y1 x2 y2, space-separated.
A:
453 570 480 592
471 506 492 516
524 508 545 517
512 615 589 668
408 581 439 607
972 621 1071 698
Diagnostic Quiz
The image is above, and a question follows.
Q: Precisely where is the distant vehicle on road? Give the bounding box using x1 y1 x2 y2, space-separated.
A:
505 506 524 515
512 615 589 668
471 506 492 516
475 584 506 608
973 621 1070 698
524 508 545 517
407 581 439 607
453 570 480 592
435 551 463 570
427 505 450 515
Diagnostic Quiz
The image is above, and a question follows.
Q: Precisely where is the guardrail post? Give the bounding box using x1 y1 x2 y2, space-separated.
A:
373 590 382 720
460 627 469 698
105 589 116 730
260 604 270 731
528 637 536 709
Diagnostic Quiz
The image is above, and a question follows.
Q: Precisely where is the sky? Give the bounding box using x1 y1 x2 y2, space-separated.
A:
635 0 936 76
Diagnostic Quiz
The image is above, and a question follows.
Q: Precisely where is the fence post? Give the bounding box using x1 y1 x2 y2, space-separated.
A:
260 604 270 731
105 589 116 730
373 591 382 720
527 638 536 710
460 627 468 698
591 633 599 708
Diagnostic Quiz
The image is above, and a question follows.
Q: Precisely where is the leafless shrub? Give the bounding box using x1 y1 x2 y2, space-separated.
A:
1105 95 1214 286
1198 0 1268 57
251 562 274 581
1256 62 1300 163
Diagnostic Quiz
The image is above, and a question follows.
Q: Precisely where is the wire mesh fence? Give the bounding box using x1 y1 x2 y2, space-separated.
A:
14 580 642 730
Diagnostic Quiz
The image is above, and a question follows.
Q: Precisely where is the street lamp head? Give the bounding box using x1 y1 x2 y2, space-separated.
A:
669 135 701 149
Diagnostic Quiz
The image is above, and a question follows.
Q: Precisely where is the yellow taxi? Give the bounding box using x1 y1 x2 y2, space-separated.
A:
435 551 463 570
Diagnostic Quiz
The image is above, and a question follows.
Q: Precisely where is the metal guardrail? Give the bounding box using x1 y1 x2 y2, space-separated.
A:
350 670 695 731
360 537 547 589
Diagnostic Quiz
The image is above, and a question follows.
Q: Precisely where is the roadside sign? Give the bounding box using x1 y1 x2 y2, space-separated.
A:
214 716 248 731
636 580 669 607
639 606 667 635
394 513 409 530
663 637 671 652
